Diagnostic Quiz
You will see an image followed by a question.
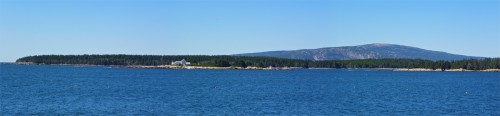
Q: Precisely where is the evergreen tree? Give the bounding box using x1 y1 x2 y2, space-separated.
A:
214 60 231 67
233 60 247 68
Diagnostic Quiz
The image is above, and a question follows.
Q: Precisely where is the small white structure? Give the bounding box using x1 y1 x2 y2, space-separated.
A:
171 59 191 66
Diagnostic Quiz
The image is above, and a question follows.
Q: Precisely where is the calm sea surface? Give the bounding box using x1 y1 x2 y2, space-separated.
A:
1 64 499 115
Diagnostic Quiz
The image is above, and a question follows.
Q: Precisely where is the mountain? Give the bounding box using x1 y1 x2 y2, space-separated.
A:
234 43 482 61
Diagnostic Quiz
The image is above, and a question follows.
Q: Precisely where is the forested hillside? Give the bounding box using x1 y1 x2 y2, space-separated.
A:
235 43 481 61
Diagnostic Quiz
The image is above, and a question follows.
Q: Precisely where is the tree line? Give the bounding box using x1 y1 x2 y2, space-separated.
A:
16 55 500 70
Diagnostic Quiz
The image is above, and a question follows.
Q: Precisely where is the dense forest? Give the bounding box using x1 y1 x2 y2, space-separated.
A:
16 55 500 70
16 55 309 67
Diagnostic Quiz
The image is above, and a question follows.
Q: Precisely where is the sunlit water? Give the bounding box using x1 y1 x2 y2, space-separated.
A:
1 64 499 115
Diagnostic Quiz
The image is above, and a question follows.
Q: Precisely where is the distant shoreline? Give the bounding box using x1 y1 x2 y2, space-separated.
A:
14 62 297 70
307 68 500 72
124 65 299 70
12 62 500 72
14 55 500 72
392 68 500 72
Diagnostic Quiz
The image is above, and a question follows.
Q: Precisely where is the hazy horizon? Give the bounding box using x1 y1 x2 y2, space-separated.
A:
1 0 499 62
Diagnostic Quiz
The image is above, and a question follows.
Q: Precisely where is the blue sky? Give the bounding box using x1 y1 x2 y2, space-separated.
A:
0 0 499 62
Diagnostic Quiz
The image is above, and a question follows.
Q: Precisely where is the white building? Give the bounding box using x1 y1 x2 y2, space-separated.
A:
171 59 191 66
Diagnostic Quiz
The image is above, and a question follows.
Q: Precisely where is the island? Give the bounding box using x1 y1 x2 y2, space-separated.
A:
15 55 500 72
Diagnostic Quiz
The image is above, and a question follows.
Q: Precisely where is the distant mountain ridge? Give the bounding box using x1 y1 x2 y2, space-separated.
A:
234 43 482 61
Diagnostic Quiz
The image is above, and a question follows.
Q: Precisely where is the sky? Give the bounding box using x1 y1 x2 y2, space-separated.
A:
0 0 499 62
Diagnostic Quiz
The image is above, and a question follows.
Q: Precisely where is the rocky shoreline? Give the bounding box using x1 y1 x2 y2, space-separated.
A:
13 62 500 72
15 62 297 70
393 68 500 72
125 65 298 70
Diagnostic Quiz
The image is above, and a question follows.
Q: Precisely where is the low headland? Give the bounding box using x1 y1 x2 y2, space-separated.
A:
14 55 500 72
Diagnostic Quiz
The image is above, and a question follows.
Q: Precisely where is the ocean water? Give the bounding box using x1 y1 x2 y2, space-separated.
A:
1 64 499 115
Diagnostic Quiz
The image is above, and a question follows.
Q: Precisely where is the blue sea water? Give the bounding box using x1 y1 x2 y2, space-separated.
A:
1 64 499 115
